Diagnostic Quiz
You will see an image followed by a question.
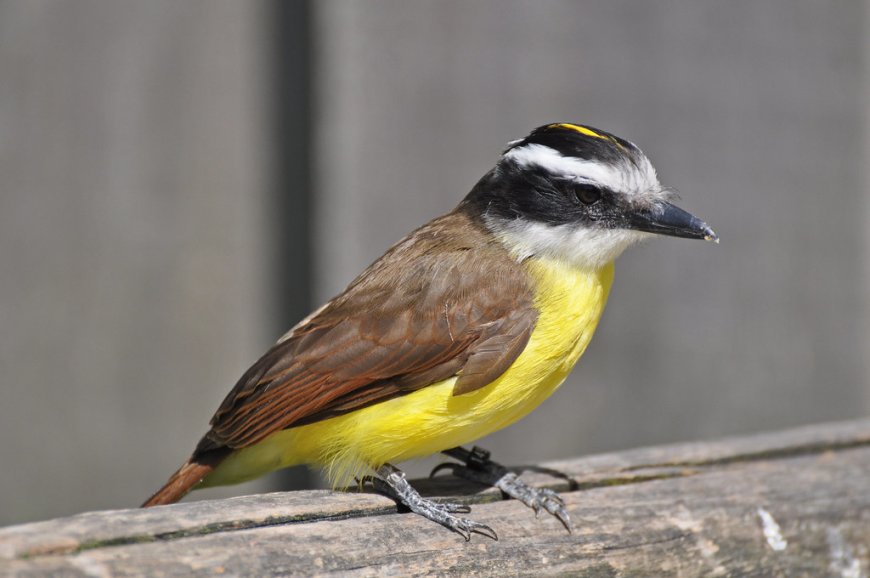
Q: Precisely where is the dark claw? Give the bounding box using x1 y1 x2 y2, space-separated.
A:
448 518 497 542
429 462 459 478
470 522 499 541
555 509 572 534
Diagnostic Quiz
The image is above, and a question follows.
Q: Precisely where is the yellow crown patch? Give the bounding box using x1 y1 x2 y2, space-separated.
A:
550 123 607 140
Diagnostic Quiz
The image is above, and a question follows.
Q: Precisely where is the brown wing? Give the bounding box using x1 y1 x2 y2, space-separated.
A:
200 210 537 452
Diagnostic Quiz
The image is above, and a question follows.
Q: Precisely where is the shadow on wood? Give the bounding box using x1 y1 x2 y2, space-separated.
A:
2 420 869 576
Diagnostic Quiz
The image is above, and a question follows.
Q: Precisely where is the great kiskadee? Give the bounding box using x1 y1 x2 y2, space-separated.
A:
143 123 716 540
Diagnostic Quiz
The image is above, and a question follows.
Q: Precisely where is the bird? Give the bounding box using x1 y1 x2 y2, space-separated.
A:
142 122 717 540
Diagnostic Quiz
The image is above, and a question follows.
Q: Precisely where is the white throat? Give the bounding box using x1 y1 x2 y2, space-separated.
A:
487 217 651 271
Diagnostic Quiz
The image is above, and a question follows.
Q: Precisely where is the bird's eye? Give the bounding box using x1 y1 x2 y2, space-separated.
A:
573 184 602 205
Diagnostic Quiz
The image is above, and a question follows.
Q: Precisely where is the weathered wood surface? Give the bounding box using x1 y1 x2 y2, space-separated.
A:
2 419 869 577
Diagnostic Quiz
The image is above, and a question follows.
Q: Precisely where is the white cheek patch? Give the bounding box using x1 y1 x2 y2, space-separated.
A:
490 218 652 270
503 143 659 198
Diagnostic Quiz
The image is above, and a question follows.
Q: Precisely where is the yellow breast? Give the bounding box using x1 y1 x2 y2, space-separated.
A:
205 258 614 488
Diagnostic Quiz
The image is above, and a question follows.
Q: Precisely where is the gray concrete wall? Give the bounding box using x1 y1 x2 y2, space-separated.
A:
1 1 868 525
0 1 274 523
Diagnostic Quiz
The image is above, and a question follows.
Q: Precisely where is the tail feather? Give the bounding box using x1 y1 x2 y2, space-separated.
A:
141 449 229 508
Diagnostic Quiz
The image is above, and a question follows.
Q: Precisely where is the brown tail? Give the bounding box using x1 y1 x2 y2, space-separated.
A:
141 449 230 507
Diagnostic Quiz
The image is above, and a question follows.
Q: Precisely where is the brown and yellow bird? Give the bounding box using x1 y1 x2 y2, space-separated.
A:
143 123 717 540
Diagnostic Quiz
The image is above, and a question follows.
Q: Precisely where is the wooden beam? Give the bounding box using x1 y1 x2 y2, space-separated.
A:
3 420 869 576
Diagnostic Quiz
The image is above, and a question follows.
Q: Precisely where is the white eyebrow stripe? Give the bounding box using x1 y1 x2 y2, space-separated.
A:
504 143 625 190
504 143 658 195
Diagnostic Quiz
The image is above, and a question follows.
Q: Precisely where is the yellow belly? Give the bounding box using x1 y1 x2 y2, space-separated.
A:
205 258 614 488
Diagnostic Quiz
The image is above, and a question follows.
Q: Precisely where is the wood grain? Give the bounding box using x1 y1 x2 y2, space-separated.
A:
3 419 869 577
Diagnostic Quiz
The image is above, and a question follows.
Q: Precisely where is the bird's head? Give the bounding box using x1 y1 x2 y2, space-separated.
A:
463 123 717 269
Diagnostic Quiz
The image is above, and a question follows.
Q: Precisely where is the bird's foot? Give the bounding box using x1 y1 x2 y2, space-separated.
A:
432 446 572 533
368 463 498 541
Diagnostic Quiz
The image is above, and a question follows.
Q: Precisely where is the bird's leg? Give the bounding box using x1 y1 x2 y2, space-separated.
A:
369 463 498 541
433 446 572 533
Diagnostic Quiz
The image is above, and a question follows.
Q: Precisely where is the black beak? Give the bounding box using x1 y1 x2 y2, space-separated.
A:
628 200 718 242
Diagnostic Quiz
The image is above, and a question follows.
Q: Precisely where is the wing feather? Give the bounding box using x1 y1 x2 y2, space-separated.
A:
200 210 537 452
